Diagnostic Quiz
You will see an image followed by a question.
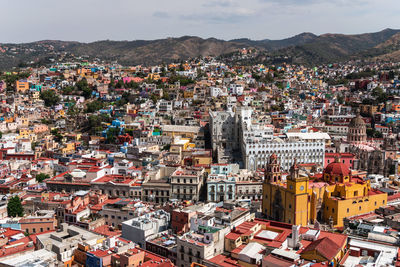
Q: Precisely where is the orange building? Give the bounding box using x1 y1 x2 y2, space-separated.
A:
16 80 29 92
262 154 387 227
19 210 57 234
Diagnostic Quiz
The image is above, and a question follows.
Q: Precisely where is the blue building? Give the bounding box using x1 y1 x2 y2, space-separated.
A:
207 164 239 202
86 251 103 267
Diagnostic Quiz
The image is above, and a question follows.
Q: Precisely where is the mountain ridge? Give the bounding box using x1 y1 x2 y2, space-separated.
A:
0 28 400 69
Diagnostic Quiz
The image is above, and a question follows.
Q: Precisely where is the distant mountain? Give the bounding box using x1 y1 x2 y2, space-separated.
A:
65 36 246 66
0 29 400 69
270 28 400 65
0 37 246 70
230 32 318 50
358 32 400 61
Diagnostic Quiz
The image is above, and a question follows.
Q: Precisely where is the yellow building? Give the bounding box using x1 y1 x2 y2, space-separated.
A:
146 73 161 81
161 125 200 140
18 128 33 139
16 80 29 93
32 91 40 101
360 104 379 116
61 142 76 154
183 90 194 99
262 154 387 227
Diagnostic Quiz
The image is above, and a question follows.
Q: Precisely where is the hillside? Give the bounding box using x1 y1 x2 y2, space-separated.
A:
66 36 246 66
231 32 318 50
271 28 400 65
359 32 400 61
0 28 400 69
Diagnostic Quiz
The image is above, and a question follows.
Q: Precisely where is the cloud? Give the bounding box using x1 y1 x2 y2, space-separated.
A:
202 0 236 8
0 0 398 42
153 11 170 19
180 8 256 24
258 0 369 7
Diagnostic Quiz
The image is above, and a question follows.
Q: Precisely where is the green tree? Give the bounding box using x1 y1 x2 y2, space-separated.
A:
389 70 395 80
106 127 120 144
76 79 92 98
0 131 2 139
162 144 171 151
115 80 124 89
62 86 75 95
40 90 60 107
87 114 111 134
36 173 50 183
86 100 105 113
31 141 38 151
366 128 374 137
150 94 159 104
337 95 344 104
162 89 170 100
125 129 134 137
51 129 63 143
7 196 24 217
109 79 115 88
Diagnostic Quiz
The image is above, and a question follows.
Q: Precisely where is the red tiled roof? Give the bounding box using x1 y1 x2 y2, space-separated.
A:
302 237 341 260
89 249 110 258
91 175 135 185
324 162 351 177
92 225 121 237
225 232 241 240
207 254 240 267
262 254 295 267
389 192 400 201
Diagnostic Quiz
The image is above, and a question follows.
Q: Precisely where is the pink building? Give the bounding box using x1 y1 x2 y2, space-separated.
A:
325 153 355 169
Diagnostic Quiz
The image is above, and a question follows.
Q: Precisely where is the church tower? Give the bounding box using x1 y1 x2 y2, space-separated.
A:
287 159 307 194
286 159 310 225
262 154 283 221
264 153 282 184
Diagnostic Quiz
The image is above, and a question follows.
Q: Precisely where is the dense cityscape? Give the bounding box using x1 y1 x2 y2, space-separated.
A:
0 49 398 267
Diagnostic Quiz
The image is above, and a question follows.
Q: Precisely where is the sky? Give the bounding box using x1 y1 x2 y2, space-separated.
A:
0 0 399 43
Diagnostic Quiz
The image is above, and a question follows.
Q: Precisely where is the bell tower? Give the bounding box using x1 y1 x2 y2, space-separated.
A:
265 153 282 184
287 159 308 194
288 158 300 181
286 159 310 226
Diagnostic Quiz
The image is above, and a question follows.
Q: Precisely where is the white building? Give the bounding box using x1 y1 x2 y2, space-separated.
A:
285 132 331 145
177 205 253 267
158 100 173 112
122 209 170 248
0 249 58 267
243 137 325 171
230 84 244 95
342 238 398 267
210 87 227 98
36 223 103 264
209 109 236 152
238 106 326 171
170 166 205 201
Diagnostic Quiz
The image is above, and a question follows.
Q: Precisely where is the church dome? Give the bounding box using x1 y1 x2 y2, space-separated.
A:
324 161 351 177
349 114 365 128
347 111 367 144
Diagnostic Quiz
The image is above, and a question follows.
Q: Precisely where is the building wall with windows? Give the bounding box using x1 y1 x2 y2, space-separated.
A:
243 139 325 171
171 167 205 201
262 155 388 227
207 176 235 202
